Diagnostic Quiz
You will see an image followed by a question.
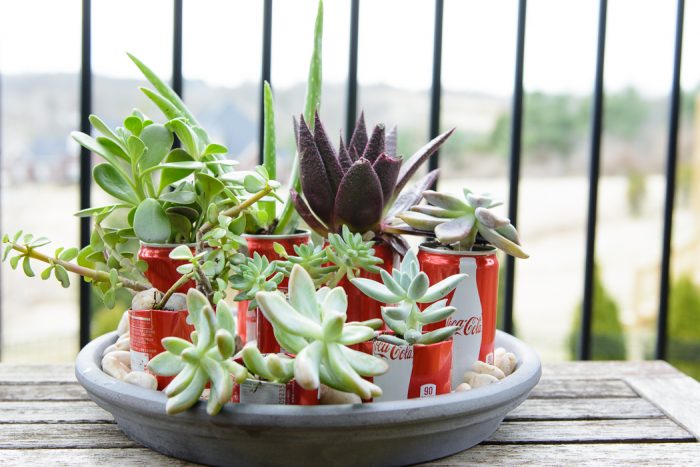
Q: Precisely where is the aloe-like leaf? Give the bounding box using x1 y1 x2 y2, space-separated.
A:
385 169 439 219
416 326 459 344
338 325 374 345
289 263 321 321
423 190 470 211
372 153 401 205
313 112 343 192
334 158 384 232
394 128 454 196
478 225 529 259
340 345 389 377
133 198 171 244
140 123 174 170
417 273 467 303
337 135 353 172
361 124 385 163
350 278 401 303
294 340 323 390
303 0 323 125
92 163 139 205
165 367 207 415
435 215 475 245
298 116 334 225
256 291 323 339
417 305 456 324
407 272 429 300
347 111 367 161
385 125 397 158
161 336 192 356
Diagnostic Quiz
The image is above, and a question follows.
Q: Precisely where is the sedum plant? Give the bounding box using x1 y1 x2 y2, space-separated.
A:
256 265 388 400
228 252 284 310
291 110 454 254
147 289 248 415
351 250 467 346
240 343 295 384
396 189 529 258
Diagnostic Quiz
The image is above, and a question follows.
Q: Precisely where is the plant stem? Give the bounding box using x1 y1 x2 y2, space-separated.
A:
197 184 273 239
155 271 194 310
93 223 148 282
9 243 150 291
192 260 214 303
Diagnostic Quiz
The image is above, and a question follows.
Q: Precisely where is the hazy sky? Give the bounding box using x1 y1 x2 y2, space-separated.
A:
1 0 700 97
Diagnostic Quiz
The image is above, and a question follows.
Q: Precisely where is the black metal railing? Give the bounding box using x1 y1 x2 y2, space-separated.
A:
1 0 687 360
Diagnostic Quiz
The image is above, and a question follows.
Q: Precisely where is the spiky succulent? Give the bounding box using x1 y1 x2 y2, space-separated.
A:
351 250 467 346
292 111 454 254
273 242 336 286
396 189 529 259
256 265 388 400
147 289 248 415
228 252 284 309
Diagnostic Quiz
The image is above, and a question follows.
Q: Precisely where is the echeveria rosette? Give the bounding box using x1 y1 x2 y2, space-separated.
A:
397 189 529 259
351 250 467 346
147 289 248 415
292 111 454 255
256 264 388 400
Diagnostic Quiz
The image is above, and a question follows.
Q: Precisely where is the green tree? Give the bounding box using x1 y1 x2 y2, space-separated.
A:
568 265 627 360
667 275 700 380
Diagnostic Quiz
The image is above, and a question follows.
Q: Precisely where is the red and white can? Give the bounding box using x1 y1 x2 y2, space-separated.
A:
338 241 394 324
372 338 452 401
237 231 311 350
232 379 319 405
129 308 194 390
418 244 499 388
138 243 196 294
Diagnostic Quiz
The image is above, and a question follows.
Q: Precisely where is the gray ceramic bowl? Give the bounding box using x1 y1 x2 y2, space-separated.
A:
76 331 540 467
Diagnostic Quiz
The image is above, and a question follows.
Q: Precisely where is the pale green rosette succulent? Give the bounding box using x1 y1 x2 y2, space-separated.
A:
256 264 389 400
397 189 529 259
148 289 248 415
351 250 467 346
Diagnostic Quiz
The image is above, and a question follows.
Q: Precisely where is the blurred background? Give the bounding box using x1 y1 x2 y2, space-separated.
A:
1 0 699 378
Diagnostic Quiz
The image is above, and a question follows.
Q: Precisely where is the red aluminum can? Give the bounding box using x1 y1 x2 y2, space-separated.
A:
232 379 319 405
338 241 394 324
129 308 194 390
417 244 499 388
138 243 196 294
236 232 311 351
372 338 452 401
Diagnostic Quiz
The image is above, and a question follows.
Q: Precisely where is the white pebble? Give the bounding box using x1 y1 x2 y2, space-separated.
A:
114 335 130 351
494 347 506 358
495 351 518 376
455 383 472 392
463 371 499 388
102 351 132 380
319 385 361 405
117 310 129 335
124 371 158 390
164 293 187 311
131 288 162 311
473 360 506 380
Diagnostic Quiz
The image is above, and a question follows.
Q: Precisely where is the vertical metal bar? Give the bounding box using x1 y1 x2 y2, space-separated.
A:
656 0 685 360
579 0 608 361
0 72 3 361
345 0 360 141
502 0 527 336
428 0 444 188
79 0 93 348
259 0 273 164
172 0 184 98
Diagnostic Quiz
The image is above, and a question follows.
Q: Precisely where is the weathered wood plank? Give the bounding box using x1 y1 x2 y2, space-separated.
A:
0 364 75 383
530 379 637 399
0 401 113 424
0 424 136 449
488 419 693 443
507 398 664 420
424 443 700 466
542 361 679 379
0 448 200 466
0 383 89 401
627 374 700 441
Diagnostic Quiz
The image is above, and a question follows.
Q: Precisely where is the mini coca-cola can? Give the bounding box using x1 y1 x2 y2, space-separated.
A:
138 243 196 294
237 231 310 350
232 379 319 405
372 338 452 401
418 244 499 388
338 241 394 324
129 308 194 390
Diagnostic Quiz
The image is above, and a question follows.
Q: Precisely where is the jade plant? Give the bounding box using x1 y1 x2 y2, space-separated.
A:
351 250 467 346
291 110 454 254
256 265 388 400
147 289 248 415
395 189 529 258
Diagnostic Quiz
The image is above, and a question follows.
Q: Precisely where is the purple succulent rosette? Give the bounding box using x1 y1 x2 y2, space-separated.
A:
292 111 454 255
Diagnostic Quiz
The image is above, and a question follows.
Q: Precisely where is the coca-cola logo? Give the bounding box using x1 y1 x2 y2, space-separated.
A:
447 316 482 336
374 340 414 360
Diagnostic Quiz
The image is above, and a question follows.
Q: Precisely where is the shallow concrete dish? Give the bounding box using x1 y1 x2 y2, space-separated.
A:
76 331 541 467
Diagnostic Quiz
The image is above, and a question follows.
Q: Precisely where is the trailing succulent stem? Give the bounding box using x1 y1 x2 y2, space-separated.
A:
148 289 248 415
256 265 388 400
351 250 467 346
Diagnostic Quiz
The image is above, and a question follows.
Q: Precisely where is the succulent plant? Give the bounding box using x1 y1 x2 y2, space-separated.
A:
291 110 454 254
147 289 248 415
351 250 467 346
256 265 388 400
240 343 295 384
273 242 336 287
228 252 285 309
396 189 529 258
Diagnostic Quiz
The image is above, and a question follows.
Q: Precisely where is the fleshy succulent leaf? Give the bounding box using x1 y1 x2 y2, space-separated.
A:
313 111 344 193
337 135 353 172
434 215 476 245
298 115 334 225
347 111 367 161
393 128 454 197
385 125 397 158
333 159 383 232
290 190 330 236
361 124 385 163
372 153 401 205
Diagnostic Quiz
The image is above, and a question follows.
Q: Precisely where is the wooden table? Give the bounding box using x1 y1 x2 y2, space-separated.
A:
0 361 698 465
